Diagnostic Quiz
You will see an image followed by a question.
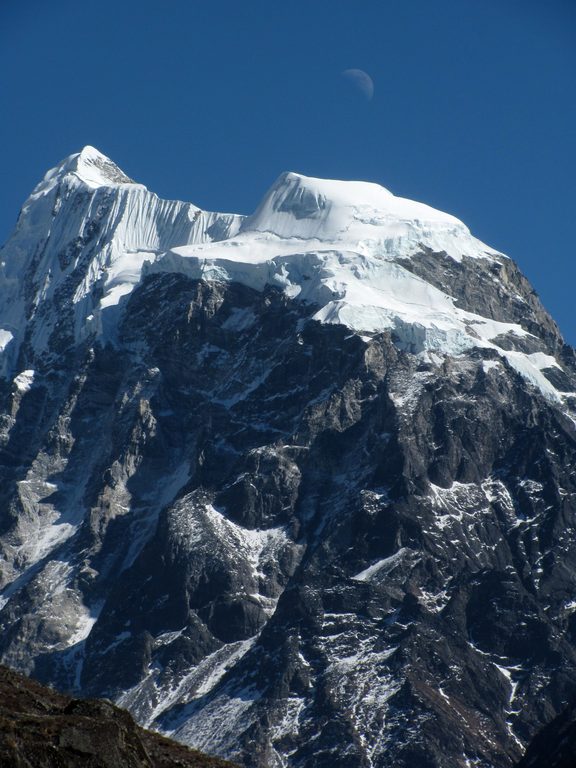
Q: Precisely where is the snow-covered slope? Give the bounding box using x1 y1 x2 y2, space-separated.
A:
243 170 483 249
154 170 499 341
0 146 242 374
0 149 572 408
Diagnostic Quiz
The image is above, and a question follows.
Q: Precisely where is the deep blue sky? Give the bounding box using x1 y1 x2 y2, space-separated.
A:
1 1 575 341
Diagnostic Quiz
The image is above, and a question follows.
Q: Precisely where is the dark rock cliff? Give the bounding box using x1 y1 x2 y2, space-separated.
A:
2 269 576 766
514 697 576 768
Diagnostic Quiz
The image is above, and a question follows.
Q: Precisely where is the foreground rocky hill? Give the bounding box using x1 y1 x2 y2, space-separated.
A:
0 664 237 767
1 148 576 767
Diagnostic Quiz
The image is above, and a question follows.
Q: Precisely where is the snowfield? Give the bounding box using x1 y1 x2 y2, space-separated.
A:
0 146 573 402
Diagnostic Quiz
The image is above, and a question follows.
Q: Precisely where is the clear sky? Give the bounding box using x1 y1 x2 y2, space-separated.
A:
1 1 575 342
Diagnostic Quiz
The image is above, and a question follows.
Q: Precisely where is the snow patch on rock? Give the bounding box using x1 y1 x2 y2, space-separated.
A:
13 369 35 393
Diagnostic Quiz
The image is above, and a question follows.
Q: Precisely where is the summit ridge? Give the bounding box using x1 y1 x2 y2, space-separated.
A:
34 145 143 196
0 149 571 408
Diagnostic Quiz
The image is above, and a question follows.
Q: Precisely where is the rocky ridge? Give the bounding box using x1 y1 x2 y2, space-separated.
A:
0 663 238 767
1 148 576 767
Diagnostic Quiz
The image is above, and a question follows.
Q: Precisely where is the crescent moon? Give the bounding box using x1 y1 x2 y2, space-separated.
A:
342 69 374 101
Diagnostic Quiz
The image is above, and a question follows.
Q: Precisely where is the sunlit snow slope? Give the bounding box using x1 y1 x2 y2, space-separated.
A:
0 147 242 374
0 149 571 409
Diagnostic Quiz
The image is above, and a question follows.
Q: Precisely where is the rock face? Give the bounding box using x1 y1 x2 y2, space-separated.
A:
0 664 237 767
515 698 576 768
1 148 576 767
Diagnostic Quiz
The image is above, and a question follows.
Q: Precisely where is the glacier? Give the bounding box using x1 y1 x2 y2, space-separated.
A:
0 147 572 409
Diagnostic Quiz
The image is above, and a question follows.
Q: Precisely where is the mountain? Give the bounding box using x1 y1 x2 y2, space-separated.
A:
0 664 238 767
1 147 576 767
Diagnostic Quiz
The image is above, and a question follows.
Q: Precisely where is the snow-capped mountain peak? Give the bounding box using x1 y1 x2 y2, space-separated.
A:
0 150 572 410
243 170 467 242
32 145 144 199
0 148 243 374
1 150 576 768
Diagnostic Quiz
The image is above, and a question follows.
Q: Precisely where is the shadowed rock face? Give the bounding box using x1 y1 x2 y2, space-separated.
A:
1 269 576 767
515 699 576 768
0 664 238 768
2 152 576 768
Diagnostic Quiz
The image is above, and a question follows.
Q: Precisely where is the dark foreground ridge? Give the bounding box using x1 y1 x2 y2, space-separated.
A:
0 665 238 768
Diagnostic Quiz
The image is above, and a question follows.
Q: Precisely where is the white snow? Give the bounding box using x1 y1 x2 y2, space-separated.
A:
494 661 524 750
193 639 257 697
0 438 99 589
494 662 522 711
31 145 146 198
268 696 307 766
429 481 490 531
13 369 35 392
118 637 257 731
144 172 571 404
482 360 501 373
170 497 291 589
0 329 13 352
151 241 529 362
317 614 401 767
0 146 243 364
352 548 408 581
99 631 132 656
169 681 259 755
1 150 573 409
418 588 450 613
122 461 192 571
12 478 77 565
67 605 100 646
501 350 564 403
244 172 472 246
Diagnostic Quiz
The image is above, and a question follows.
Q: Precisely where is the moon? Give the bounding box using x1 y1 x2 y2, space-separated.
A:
342 69 374 101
